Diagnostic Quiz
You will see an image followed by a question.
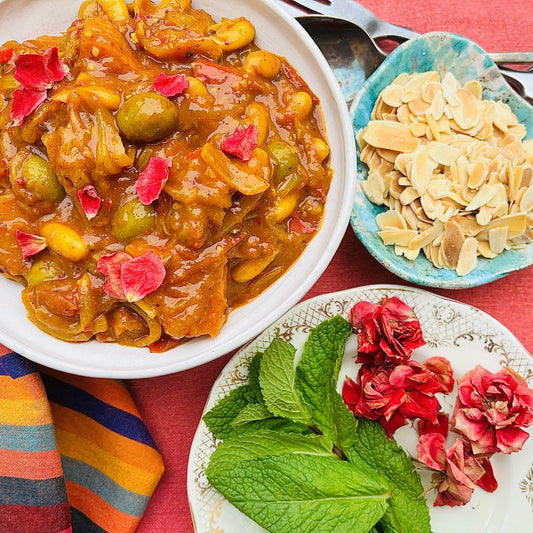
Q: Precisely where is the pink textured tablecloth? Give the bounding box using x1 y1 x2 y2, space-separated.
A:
132 1 533 531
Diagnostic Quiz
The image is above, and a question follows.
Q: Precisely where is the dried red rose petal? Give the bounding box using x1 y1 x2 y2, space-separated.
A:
0 47 13 64
77 185 101 220
153 73 189 97
418 413 450 438
42 47 69 83
10 88 47 127
423 356 454 393
14 47 68 90
121 251 166 302
15 229 47 259
135 157 170 205
416 434 497 507
220 125 259 162
97 251 131 300
14 53 52 91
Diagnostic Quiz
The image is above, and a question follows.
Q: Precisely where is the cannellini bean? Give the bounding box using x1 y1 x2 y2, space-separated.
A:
287 92 313 118
243 51 281 80
208 18 255 52
231 252 277 284
41 222 89 262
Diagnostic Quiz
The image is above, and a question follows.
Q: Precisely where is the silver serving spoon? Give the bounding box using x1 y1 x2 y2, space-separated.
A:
282 0 533 70
295 15 533 107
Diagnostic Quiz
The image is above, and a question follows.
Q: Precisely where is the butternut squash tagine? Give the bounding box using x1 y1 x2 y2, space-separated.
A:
0 0 332 350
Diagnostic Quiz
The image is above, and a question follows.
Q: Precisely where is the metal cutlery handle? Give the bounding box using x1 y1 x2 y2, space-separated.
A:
280 0 533 67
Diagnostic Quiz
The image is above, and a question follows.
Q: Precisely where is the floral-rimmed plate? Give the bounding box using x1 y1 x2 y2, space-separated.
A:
187 285 533 533
349 32 533 289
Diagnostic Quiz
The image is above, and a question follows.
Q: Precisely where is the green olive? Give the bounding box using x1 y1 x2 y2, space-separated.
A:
268 141 299 184
22 155 66 203
116 92 179 143
112 198 156 243
27 258 62 286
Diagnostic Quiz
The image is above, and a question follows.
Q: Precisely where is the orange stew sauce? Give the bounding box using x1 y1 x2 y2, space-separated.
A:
0 0 332 350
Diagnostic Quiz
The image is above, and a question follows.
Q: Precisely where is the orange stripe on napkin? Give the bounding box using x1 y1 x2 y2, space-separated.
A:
52 404 164 473
0 448 64 479
0 374 48 400
55 428 162 496
65 480 138 533
0 397 53 425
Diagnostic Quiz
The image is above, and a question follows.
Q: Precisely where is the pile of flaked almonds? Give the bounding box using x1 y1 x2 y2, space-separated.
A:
357 71 533 275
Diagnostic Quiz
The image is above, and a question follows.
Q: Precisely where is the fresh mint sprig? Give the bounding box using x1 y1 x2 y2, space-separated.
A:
203 316 432 533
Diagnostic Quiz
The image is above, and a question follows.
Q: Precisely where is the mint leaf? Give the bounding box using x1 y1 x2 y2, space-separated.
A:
208 453 390 533
232 415 310 435
203 385 250 440
207 430 333 478
260 338 311 425
345 418 431 533
245 352 264 404
232 403 273 427
295 315 356 448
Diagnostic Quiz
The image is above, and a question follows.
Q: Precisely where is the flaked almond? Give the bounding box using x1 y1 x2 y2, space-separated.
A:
489 226 508 254
456 237 478 276
442 220 465 268
376 209 407 230
363 120 420 152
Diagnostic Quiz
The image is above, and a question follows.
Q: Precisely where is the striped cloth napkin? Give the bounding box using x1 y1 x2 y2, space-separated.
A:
0 347 164 533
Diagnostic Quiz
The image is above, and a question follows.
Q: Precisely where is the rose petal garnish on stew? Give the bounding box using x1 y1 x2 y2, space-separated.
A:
77 185 102 220
42 47 69 83
153 73 189 97
0 47 13 64
14 47 68 90
220 124 259 162
14 53 52 91
135 156 170 205
15 229 47 259
121 251 166 302
97 251 132 300
10 88 47 127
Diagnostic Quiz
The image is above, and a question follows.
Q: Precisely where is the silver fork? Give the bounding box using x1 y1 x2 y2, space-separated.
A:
280 0 533 70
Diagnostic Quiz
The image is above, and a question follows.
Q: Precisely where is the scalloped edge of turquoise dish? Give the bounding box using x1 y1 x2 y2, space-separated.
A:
349 31 533 289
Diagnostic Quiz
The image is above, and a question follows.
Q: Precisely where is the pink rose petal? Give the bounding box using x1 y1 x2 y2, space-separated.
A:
77 185 102 220
220 125 259 162
97 251 132 300
121 251 166 302
14 53 51 91
15 229 47 259
10 88 47 126
135 157 170 205
43 47 69 83
153 73 189 97
417 433 447 471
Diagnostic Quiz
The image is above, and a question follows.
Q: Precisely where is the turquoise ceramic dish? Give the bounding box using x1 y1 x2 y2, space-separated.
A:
350 32 533 289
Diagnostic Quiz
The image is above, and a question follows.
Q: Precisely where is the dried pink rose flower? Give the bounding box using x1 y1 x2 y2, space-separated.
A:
417 433 497 507
343 357 453 439
451 365 533 455
348 297 425 365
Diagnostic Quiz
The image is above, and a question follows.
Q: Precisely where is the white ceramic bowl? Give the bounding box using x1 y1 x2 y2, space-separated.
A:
0 0 356 377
